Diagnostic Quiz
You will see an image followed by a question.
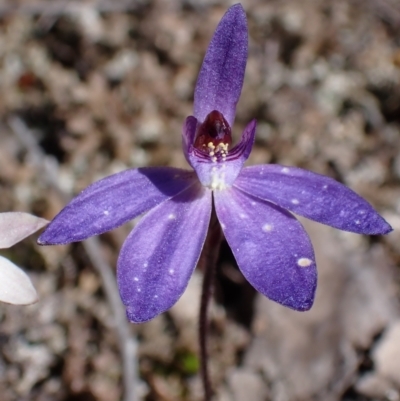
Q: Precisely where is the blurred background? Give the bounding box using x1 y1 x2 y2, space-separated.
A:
0 0 400 400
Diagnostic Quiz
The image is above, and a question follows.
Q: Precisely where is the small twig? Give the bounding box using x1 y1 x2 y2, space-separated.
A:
8 115 140 401
84 237 138 401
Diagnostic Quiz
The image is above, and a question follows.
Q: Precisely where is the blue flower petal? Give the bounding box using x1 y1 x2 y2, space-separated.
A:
235 165 392 235
39 167 197 244
214 187 317 311
194 4 247 127
117 184 212 323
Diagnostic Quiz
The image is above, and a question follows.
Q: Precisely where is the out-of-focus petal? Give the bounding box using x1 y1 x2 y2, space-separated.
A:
187 119 257 188
0 255 38 305
39 167 197 245
214 187 317 311
0 212 48 249
194 4 247 127
117 184 212 323
235 165 392 235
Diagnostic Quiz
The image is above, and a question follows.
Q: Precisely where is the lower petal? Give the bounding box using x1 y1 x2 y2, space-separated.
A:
117 184 212 323
214 188 317 311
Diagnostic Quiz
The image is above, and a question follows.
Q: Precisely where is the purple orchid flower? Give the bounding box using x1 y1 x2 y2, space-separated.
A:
38 4 391 323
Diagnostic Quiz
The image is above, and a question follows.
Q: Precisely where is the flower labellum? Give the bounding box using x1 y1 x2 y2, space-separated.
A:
38 4 392 323
0 212 48 305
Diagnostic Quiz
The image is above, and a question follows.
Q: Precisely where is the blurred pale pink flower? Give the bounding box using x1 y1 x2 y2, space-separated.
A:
0 212 48 305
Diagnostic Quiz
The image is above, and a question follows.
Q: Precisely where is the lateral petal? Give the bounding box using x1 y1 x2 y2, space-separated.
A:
0 212 48 249
235 165 392 235
182 115 198 163
0 256 38 305
193 4 247 127
38 167 197 245
214 188 317 311
117 184 212 323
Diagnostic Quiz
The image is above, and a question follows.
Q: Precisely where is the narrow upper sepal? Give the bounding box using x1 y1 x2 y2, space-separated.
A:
117 184 212 323
214 188 317 311
194 4 248 127
0 212 48 249
38 167 197 245
235 165 392 235
0 256 38 305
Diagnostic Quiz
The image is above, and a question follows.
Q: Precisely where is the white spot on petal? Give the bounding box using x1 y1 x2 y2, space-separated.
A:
355 220 360 225
168 214 176 220
103 210 109 215
239 213 247 219
282 167 290 173
291 199 299 205
143 262 148 268
262 224 273 232
323 185 328 190
221 223 226 230
137 288 141 292
134 277 139 282
297 257 313 267
154 295 158 299
251 202 256 206
169 269 174 275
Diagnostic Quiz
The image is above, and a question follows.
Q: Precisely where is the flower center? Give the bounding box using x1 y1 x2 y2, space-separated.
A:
194 110 231 162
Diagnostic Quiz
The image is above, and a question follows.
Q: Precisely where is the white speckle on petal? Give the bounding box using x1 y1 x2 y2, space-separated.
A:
221 223 226 230
134 277 139 282
143 262 148 268
154 295 158 299
291 199 299 205
251 201 256 206
297 257 313 267
262 223 273 232
355 220 360 225
168 214 176 220
339 210 345 217
239 213 247 219
137 288 141 292
103 210 109 215
282 167 290 173
169 269 174 275
323 185 328 190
